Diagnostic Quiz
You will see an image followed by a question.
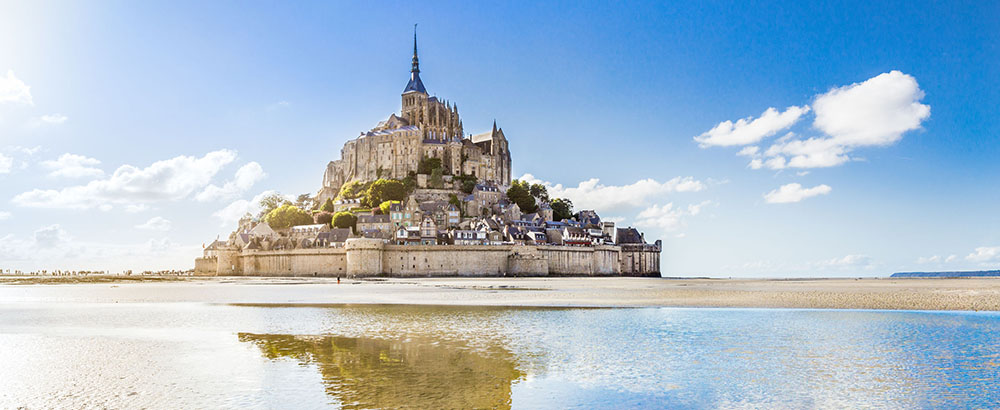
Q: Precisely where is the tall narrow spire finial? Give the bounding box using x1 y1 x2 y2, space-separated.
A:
411 23 419 74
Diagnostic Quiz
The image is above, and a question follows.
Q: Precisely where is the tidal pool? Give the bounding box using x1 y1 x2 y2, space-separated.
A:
1 301 998 408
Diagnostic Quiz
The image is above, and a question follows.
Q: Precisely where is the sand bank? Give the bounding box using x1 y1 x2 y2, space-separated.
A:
2 276 999 311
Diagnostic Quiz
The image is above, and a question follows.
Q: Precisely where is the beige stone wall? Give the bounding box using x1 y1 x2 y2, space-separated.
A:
381 245 512 277
201 242 659 277
621 246 661 277
238 248 348 277
538 245 621 276
194 257 217 276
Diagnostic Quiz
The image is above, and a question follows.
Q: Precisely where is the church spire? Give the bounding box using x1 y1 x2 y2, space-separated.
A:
403 24 427 94
411 24 419 74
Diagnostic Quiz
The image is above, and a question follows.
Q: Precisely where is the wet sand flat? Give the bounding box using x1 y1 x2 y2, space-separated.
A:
2 276 999 311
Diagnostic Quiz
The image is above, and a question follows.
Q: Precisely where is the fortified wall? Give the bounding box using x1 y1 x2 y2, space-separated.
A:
195 239 660 277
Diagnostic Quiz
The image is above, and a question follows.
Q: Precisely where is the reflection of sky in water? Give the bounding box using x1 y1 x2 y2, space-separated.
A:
0 303 998 408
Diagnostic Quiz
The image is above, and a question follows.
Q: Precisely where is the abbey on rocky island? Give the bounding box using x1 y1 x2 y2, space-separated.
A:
195 30 661 278
316 32 512 206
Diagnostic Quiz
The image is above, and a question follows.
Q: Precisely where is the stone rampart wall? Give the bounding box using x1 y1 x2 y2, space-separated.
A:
200 240 660 277
238 248 348 277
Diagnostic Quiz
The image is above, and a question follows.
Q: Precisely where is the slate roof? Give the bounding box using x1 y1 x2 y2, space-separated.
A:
328 228 352 243
404 72 426 94
616 227 645 244
358 214 390 224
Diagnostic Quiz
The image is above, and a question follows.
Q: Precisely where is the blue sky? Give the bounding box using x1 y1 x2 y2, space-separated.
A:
1 1 997 276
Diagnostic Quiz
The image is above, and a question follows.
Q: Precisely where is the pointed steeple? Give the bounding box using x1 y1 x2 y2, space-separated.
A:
411 25 420 75
492 119 497 133
403 24 427 94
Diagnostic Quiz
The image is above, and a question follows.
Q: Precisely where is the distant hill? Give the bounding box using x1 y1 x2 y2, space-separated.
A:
891 270 1000 278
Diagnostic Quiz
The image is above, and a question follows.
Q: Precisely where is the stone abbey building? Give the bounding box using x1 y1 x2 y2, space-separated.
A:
195 32 661 278
316 33 512 205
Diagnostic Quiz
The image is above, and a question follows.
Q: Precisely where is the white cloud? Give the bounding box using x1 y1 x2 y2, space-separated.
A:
125 204 149 213
763 183 832 204
945 254 957 263
12 149 237 210
33 224 70 249
634 201 712 232
135 216 172 231
519 173 705 213
212 190 285 226
195 161 266 202
0 70 33 105
815 254 872 269
40 113 68 124
28 114 69 127
14 146 41 155
0 153 12 174
813 71 930 147
41 153 104 178
694 106 809 147
696 71 929 171
737 146 759 157
0 225 197 271
0 211 10 220
966 246 1000 263
916 255 941 264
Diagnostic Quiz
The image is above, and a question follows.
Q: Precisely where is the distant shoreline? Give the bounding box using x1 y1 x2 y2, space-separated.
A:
1 276 999 312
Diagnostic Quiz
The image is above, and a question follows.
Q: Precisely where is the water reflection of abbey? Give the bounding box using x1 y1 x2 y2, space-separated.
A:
239 333 523 409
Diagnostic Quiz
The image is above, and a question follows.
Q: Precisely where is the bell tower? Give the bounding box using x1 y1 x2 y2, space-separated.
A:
402 24 427 125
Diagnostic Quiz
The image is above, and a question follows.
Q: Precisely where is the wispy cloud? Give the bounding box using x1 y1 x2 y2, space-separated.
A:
41 153 104 178
194 162 266 202
13 149 238 210
0 69 33 105
135 216 172 231
519 173 705 213
763 183 832 204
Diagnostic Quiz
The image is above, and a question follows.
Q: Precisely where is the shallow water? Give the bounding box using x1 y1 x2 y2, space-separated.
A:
0 301 998 408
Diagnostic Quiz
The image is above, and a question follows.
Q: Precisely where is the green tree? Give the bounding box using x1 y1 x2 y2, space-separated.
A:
337 180 368 200
402 171 417 194
314 211 334 226
332 211 358 232
364 179 406 207
529 184 549 202
430 168 444 189
550 198 574 221
418 157 442 175
320 198 336 213
264 204 314 230
257 193 291 219
506 179 537 213
379 200 400 215
294 193 315 210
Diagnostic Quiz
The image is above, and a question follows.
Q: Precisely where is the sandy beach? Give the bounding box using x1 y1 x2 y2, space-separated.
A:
1 275 998 311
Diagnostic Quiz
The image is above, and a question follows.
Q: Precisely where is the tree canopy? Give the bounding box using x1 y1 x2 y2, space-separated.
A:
506 180 537 213
379 200 400 215
550 198 574 221
265 204 314 230
332 212 358 232
364 179 406 207
320 198 336 213
257 193 291 219
294 193 315 210
337 180 369 200
429 168 444 189
418 157 442 175
529 184 549 203
314 211 334 226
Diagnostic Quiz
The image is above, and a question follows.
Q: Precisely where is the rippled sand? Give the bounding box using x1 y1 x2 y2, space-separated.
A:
2 276 998 311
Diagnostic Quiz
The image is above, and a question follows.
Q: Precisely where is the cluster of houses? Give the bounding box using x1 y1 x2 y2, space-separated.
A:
210 183 652 253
